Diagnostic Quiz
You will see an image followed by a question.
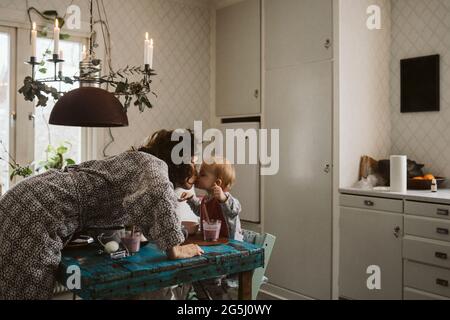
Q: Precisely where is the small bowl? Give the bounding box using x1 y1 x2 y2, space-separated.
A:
408 177 446 190
182 221 200 236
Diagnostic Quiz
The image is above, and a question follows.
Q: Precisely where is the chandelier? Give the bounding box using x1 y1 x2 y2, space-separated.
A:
19 0 157 127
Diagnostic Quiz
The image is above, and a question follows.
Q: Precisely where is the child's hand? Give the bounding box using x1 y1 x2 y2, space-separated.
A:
212 184 228 203
178 192 194 202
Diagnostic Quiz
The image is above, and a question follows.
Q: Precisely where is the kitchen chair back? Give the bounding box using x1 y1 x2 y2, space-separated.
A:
242 229 276 300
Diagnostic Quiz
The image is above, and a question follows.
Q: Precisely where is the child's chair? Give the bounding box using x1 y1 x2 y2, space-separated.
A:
187 230 276 300
241 229 276 300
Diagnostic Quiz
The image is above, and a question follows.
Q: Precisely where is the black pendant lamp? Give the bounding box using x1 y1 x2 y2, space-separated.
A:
49 87 129 127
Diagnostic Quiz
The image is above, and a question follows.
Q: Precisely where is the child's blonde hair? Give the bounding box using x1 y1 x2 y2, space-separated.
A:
202 157 236 192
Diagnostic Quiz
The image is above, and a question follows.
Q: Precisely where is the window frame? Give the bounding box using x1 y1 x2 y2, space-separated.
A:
0 23 95 190
0 25 16 191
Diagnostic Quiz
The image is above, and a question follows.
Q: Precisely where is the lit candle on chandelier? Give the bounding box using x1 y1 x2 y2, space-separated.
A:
59 50 63 73
31 22 37 58
144 32 150 65
148 38 154 69
53 19 60 56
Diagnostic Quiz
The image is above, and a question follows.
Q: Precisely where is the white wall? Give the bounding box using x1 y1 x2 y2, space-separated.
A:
391 0 450 184
0 0 212 159
339 0 392 188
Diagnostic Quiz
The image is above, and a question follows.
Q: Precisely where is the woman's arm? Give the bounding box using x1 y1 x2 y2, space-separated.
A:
166 244 204 260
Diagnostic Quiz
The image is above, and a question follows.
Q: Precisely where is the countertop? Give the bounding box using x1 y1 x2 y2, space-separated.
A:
339 187 450 204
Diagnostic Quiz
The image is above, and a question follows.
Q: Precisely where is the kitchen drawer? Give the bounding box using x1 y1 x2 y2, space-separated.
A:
404 287 449 300
405 201 450 220
405 216 450 242
404 236 450 269
340 195 403 213
404 261 450 298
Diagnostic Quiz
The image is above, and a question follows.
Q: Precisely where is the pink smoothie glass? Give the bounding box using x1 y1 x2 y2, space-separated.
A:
203 220 222 242
120 230 141 253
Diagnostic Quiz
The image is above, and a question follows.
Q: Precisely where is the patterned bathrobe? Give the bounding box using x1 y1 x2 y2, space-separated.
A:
0 151 185 300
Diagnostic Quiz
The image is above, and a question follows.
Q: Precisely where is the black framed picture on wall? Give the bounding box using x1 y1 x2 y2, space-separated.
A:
401 54 440 113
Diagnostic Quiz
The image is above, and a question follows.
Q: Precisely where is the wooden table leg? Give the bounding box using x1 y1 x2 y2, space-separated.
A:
238 270 254 300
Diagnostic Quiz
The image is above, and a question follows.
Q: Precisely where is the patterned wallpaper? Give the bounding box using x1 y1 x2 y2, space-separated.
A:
339 0 392 188
391 0 450 182
0 0 212 157
102 0 212 156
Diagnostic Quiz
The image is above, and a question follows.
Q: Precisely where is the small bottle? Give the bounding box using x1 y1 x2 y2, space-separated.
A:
431 179 438 193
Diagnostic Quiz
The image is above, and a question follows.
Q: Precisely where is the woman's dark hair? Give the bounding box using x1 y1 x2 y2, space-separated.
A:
135 129 196 188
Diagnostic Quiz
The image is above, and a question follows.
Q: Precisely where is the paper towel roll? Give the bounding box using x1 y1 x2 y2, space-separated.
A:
390 155 407 193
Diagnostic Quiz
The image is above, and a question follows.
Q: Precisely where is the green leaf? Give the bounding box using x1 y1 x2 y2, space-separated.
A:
43 10 58 16
56 146 68 155
60 33 70 40
124 96 132 110
37 94 49 107
63 77 74 85
115 82 128 94
138 101 145 112
39 68 47 74
141 95 153 109
65 159 76 166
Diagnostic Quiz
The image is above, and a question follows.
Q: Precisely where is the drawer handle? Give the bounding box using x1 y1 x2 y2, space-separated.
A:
364 200 375 207
435 252 448 260
437 209 449 216
437 228 449 235
436 279 449 288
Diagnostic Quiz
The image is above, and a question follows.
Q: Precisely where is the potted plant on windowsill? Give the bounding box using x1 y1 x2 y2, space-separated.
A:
0 140 76 194
0 140 34 184
36 142 76 172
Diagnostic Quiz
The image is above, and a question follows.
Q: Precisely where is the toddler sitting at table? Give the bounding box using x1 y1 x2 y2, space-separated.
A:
180 156 243 242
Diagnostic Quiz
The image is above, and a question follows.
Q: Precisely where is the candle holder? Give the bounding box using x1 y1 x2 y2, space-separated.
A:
19 0 158 116
47 54 65 81
144 64 155 86
25 56 41 81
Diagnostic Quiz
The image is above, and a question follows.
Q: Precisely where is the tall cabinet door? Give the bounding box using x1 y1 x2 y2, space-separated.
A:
220 122 261 223
340 208 403 300
216 0 261 117
265 0 333 70
264 61 333 299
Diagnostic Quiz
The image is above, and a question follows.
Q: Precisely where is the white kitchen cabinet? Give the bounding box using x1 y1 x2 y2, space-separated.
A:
264 60 333 300
216 0 261 117
340 198 403 300
265 0 333 70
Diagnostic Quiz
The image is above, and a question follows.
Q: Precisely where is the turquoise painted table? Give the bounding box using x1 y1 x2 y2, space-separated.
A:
57 241 264 300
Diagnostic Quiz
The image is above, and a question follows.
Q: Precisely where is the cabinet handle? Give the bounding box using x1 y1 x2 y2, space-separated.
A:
324 39 332 49
364 200 375 207
436 279 449 288
437 209 449 216
435 252 448 260
437 228 449 235
324 164 331 174
254 89 259 99
394 227 401 238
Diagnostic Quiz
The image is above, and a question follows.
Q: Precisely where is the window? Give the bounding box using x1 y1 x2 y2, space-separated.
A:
0 29 11 193
34 38 83 167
